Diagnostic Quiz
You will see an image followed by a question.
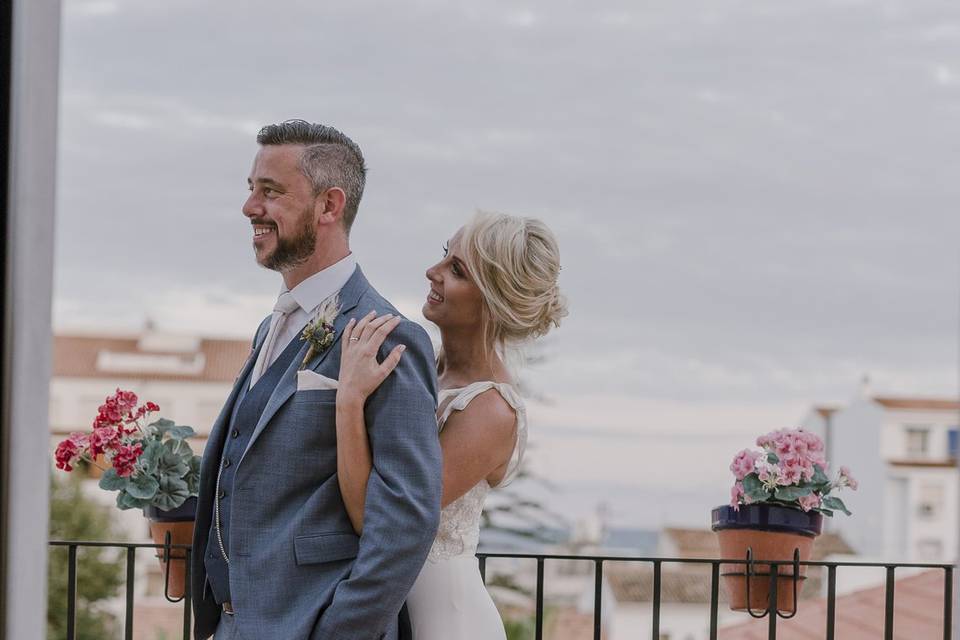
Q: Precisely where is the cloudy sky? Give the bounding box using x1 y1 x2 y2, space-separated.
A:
54 0 959 528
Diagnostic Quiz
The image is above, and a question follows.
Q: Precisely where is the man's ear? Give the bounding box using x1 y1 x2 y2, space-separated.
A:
315 187 347 226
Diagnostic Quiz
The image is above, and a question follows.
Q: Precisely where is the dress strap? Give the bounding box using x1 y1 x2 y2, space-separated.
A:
438 381 527 487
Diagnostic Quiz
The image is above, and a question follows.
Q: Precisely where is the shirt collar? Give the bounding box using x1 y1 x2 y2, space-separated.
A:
282 253 357 314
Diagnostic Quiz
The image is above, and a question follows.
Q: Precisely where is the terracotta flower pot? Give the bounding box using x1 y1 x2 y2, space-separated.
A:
711 504 822 615
144 497 197 599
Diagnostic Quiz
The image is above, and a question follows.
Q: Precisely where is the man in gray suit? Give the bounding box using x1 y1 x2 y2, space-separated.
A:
191 120 443 640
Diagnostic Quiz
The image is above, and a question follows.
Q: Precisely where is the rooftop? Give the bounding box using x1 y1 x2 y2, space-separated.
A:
873 396 960 412
717 569 950 639
53 333 251 383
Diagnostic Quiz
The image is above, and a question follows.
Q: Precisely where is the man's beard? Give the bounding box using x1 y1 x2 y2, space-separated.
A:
258 208 317 272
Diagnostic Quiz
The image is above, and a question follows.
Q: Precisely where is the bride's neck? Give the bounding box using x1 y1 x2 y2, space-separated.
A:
438 327 503 387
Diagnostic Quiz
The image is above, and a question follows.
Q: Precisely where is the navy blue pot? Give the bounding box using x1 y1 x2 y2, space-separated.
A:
143 496 197 523
711 503 823 538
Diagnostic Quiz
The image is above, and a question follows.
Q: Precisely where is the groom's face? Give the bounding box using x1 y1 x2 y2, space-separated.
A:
243 144 318 272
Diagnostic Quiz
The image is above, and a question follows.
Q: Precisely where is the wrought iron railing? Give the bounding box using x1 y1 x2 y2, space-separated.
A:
478 552 954 640
50 536 192 640
49 540 954 640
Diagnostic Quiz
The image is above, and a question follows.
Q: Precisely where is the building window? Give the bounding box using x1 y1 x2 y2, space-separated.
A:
916 483 943 520
949 428 958 461
904 426 930 457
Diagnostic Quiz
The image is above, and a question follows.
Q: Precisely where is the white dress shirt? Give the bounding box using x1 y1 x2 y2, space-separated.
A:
253 253 357 385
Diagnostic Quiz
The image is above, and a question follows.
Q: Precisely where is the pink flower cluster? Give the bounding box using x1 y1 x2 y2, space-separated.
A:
756 428 827 483
54 388 160 478
837 466 858 490
729 449 760 481
727 427 857 513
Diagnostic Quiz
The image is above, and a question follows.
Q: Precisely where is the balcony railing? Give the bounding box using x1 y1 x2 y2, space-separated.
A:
49 540 955 640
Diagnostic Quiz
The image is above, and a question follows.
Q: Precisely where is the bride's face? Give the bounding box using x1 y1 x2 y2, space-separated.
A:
423 230 485 333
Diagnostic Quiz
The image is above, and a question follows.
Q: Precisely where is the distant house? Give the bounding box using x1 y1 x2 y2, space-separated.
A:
51 330 251 447
717 569 951 639
803 390 959 563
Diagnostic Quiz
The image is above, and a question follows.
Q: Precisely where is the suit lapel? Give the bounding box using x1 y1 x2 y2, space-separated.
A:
199 317 269 493
237 267 370 467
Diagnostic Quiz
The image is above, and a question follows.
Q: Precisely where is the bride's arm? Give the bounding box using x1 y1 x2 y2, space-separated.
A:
436 391 518 507
336 311 406 534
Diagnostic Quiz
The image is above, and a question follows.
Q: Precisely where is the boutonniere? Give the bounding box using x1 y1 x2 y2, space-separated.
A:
299 294 341 370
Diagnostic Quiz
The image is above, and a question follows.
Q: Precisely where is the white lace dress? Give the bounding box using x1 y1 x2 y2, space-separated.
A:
405 381 527 640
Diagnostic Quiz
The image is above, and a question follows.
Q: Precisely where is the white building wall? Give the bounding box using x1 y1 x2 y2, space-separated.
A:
818 395 958 563
829 395 886 557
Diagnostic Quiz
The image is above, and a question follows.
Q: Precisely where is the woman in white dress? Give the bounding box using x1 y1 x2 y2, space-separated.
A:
333 211 567 639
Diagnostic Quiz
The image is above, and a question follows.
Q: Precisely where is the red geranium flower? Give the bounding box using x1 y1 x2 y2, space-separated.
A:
54 432 89 472
112 443 143 478
89 426 122 457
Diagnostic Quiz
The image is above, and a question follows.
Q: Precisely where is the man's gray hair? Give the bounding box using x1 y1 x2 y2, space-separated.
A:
257 120 367 232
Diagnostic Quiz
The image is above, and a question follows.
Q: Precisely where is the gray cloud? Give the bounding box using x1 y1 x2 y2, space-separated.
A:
55 0 959 526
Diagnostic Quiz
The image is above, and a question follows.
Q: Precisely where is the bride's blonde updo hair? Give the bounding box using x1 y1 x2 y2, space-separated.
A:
459 211 568 351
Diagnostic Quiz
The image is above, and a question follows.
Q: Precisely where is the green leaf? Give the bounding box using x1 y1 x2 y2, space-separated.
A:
148 418 176 430
741 473 770 502
164 425 196 441
125 473 160 500
774 485 814 501
152 476 190 511
822 496 852 516
742 473 763 493
814 508 835 517
116 490 150 510
184 456 201 495
138 440 163 475
98 467 128 491
767 452 780 464
812 464 829 485
157 440 190 478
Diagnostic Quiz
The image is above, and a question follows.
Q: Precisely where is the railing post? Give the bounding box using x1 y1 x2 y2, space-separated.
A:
709 561 720 640
66 545 77 640
944 565 952 640
826 564 837 640
767 562 778 639
884 566 896 640
651 560 661 640
594 558 603 640
124 547 136 640
535 557 544 640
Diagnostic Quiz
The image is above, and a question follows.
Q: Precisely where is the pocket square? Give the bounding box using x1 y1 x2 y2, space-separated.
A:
297 370 339 391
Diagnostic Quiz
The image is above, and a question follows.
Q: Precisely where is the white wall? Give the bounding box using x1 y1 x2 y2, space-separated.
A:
829 395 886 557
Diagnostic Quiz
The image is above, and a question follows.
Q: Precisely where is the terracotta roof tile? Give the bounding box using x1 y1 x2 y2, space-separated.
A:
543 607 608 640
53 333 253 383
873 396 960 411
717 569 951 639
814 406 841 419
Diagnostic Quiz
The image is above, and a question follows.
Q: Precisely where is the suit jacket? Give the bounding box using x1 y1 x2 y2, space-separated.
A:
191 267 442 639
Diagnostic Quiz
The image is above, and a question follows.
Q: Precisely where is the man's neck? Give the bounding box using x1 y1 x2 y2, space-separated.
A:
282 246 351 290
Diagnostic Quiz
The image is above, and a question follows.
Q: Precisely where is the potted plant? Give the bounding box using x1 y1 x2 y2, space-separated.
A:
54 388 201 598
711 428 857 615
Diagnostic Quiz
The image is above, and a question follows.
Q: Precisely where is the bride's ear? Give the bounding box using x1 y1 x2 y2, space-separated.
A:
315 187 347 226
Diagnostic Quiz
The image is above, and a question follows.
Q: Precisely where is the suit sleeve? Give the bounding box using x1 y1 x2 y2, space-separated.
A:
312 319 442 639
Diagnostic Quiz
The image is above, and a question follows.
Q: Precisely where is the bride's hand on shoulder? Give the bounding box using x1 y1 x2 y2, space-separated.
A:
337 311 405 407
